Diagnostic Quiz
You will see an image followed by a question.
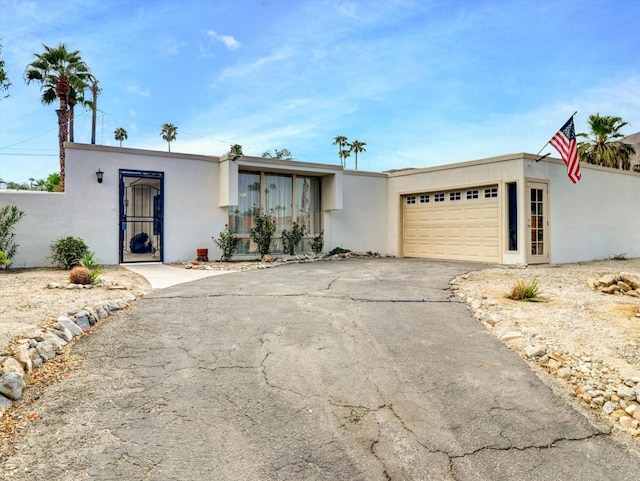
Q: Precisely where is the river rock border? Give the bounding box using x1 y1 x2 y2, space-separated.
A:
0 293 139 414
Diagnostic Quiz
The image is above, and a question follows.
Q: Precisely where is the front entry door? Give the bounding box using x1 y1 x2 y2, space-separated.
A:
119 170 164 263
527 181 549 264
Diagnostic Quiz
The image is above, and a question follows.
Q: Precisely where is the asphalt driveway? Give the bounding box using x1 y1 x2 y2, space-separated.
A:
7 258 639 480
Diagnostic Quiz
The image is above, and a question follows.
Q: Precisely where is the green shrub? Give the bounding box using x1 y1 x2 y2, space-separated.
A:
310 231 324 254
212 224 238 261
327 246 351 256
0 205 26 264
504 279 544 302
0 251 10 269
249 208 277 256
282 222 306 255
79 251 103 285
50 236 89 269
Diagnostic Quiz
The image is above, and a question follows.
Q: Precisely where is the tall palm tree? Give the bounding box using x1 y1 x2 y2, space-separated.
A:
332 135 349 168
114 127 128 147
25 43 91 191
160 123 178 152
350 140 367 170
577 114 637 170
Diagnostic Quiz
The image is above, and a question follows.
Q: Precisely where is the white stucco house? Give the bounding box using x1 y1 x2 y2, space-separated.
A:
2 142 639 268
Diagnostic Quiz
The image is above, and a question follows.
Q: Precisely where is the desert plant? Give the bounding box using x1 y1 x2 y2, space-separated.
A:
50 236 89 269
0 205 26 263
610 253 628 261
80 251 102 284
504 279 544 302
281 222 306 255
328 246 351 256
69 266 91 285
0 251 10 269
212 224 238 261
310 231 324 254
249 208 277 256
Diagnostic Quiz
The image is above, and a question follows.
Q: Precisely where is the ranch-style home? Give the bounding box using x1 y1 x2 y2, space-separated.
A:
2 142 639 268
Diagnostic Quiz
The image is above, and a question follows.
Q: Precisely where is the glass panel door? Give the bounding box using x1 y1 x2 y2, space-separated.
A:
527 181 549 264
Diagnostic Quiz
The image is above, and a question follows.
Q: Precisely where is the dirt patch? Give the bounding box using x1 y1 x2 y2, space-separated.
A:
452 258 640 380
0 266 151 351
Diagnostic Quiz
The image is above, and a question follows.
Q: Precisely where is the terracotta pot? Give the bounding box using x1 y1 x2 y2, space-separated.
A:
196 248 209 262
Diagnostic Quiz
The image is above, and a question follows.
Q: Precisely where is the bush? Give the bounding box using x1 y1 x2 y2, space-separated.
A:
69 266 91 285
328 246 351 256
504 279 544 302
0 251 10 269
0 205 26 264
79 251 103 285
310 232 324 254
212 224 238 261
282 222 306 255
249 208 277 256
50 236 89 269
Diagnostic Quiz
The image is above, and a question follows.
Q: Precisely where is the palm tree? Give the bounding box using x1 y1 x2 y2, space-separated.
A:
350 140 367 170
0 42 10 99
262 148 292 160
25 43 91 191
114 127 128 147
332 135 349 168
160 123 178 152
577 114 637 170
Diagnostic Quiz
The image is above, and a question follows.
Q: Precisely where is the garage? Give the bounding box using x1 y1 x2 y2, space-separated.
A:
402 185 500 262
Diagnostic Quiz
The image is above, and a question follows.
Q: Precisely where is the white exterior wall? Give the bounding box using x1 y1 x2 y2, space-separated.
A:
386 155 527 261
527 158 640 263
325 171 388 254
1 144 225 267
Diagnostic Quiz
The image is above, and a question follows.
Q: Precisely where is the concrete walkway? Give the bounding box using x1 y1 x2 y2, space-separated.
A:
122 262 233 289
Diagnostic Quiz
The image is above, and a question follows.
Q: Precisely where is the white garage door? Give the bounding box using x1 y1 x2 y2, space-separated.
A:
402 186 500 262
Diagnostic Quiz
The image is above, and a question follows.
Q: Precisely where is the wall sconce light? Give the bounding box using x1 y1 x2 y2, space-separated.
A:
231 155 241 161
95 169 104 183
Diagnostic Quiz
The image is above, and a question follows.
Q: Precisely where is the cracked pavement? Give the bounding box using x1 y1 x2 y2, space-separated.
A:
5 258 639 480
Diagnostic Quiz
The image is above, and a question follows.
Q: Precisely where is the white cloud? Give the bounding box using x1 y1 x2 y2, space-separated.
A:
218 46 294 81
126 85 151 97
205 30 240 50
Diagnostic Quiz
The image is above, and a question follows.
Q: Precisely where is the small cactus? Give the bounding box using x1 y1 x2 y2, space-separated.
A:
69 266 91 285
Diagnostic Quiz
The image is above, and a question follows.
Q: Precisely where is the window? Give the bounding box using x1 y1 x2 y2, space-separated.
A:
419 194 429 203
466 190 479 199
406 196 416 205
434 193 445 202
507 182 518 251
449 191 461 201
484 187 498 198
229 171 322 254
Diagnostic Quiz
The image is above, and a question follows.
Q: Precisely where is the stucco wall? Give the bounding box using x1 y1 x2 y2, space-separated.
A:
325 171 388 254
1 144 224 267
386 155 527 259
529 159 640 263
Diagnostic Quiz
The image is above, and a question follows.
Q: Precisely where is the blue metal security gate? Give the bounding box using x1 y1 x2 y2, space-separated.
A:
119 170 164 263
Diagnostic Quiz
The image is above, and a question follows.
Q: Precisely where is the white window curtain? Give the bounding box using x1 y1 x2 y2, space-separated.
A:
264 174 293 234
229 172 260 234
296 176 321 235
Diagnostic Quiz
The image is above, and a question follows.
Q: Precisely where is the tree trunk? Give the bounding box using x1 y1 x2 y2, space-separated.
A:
91 80 98 144
68 99 76 143
56 108 69 191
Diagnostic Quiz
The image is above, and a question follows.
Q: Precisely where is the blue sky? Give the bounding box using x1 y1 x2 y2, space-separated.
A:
1 0 639 184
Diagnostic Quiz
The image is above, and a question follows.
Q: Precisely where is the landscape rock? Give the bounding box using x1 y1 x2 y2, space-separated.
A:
44 331 67 353
617 386 636 401
35 341 56 361
51 327 72 342
74 315 91 331
12 344 32 372
0 394 13 410
1 357 25 376
56 317 83 337
0 373 25 400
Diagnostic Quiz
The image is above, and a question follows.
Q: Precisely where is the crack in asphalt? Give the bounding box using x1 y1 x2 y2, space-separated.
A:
152 291 463 303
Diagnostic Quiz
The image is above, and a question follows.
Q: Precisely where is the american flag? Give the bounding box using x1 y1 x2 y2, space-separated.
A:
549 116 581 183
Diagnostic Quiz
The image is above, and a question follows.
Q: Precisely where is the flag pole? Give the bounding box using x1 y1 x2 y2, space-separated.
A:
534 111 578 161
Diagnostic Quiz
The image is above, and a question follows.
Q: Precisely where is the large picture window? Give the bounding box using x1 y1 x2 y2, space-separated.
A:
229 171 322 254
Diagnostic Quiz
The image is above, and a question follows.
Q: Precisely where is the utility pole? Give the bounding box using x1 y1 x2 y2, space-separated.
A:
90 76 99 144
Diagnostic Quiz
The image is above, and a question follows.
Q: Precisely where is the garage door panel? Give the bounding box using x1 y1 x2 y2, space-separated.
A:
403 188 500 263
